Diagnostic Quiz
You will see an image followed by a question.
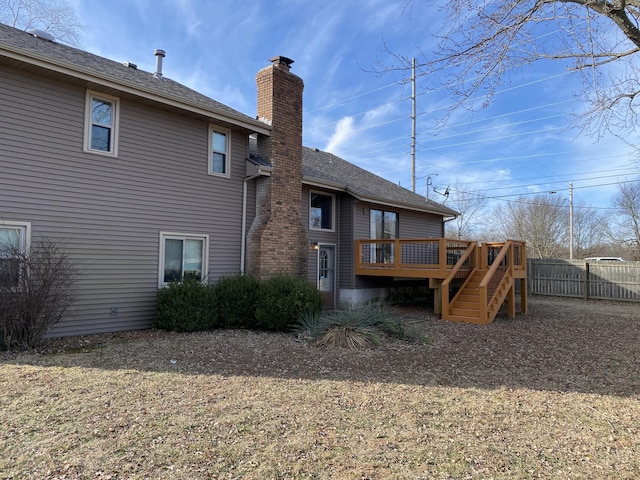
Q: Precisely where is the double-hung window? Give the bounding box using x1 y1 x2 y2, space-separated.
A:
310 192 335 231
84 91 119 155
209 126 230 176
0 222 30 287
159 232 208 287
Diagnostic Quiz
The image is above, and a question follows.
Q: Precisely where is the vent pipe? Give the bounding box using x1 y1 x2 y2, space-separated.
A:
154 49 166 78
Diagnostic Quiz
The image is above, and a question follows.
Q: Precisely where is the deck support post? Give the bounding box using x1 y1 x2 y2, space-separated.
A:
520 278 528 315
507 285 516 318
429 278 443 315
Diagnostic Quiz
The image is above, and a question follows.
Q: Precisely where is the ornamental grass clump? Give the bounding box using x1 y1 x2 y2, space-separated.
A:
293 303 399 349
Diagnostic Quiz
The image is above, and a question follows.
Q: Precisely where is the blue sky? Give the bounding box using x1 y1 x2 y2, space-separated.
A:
74 0 638 215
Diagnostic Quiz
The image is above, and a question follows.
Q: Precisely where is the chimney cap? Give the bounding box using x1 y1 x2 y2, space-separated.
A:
269 56 294 68
154 49 166 57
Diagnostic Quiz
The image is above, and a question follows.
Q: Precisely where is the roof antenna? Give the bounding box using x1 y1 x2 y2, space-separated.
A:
433 185 450 204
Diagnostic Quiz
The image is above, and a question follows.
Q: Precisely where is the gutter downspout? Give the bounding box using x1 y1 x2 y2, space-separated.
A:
241 172 262 274
442 215 458 238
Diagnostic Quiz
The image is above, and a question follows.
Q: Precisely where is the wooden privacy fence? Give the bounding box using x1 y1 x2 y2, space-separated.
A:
527 259 640 302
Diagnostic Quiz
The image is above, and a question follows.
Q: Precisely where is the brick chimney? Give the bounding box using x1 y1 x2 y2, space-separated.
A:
247 56 307 279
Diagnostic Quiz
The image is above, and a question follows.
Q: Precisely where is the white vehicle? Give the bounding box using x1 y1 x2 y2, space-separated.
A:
584 257 625 262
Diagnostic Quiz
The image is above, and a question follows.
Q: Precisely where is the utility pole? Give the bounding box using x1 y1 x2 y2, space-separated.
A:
411 58 416 193
569 182 574 260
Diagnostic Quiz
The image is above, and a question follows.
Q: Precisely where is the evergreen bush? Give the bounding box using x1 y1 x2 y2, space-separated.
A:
255 274 322 331
212 274 260 328
154 276 217 332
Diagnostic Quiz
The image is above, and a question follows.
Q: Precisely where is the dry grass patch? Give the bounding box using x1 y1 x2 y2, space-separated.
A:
1 296 639 479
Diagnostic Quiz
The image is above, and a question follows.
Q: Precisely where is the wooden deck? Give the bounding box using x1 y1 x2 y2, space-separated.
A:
355 238 527 324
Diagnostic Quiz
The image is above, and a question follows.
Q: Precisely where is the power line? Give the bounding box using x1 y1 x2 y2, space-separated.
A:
415 126 564 152
450 178 638 206
305 82 401 114
411 142 635 177
419 99 574 135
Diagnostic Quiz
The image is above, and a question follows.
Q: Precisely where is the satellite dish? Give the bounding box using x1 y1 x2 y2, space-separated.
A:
28 29 56 42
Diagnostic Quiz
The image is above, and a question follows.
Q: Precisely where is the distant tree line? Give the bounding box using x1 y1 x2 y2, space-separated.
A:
445 179 640 261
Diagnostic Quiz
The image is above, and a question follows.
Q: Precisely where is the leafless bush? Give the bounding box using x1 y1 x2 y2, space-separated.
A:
0 239 76 350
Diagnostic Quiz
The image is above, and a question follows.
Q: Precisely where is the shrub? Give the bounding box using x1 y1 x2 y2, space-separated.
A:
0 239 76 351
154 276 217 332
212 274 260 328
255 274 322 331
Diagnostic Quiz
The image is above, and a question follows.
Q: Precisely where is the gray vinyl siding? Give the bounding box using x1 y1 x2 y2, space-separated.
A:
398 210 444 238
353 202 443 239
0 65 249 336
338 195 354 290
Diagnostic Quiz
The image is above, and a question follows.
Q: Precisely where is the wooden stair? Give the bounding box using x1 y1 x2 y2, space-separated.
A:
446 269 514 324
441 240 527 325
447 271 483 321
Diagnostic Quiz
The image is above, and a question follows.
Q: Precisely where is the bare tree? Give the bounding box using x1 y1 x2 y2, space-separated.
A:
444 183 488 239
0 0 85 46
572 200 610 258
493 194 569 259
612 179 640 260
387 1 640 138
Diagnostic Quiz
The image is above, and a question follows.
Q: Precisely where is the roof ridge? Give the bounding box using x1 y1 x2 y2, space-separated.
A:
0 23 269 133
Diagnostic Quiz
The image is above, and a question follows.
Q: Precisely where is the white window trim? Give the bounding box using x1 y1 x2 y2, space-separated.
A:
84 90 120 157
0 221 31 254
309 190 336 232
208 125 231 178
158 231 209 288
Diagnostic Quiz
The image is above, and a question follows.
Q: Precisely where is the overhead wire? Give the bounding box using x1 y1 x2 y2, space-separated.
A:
302 30 635 207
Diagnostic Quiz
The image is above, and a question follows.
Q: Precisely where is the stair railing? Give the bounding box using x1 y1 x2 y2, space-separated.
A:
478 241 513 322
441 241 477 318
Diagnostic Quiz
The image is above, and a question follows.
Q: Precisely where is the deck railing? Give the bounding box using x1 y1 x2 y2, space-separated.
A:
355 238 474 278
441 241 478 316
478 242 511 320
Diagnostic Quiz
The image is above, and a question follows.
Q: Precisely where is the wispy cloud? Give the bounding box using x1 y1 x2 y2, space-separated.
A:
325 116 356 153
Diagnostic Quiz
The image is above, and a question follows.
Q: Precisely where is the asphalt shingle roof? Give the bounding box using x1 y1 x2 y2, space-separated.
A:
0 23 268 133
303 147 457 216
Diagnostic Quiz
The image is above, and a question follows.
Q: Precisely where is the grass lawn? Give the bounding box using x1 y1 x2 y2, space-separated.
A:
1 296 639 479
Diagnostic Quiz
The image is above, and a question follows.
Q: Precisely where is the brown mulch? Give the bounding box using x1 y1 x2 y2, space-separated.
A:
1 295 638 479
5 295 639 396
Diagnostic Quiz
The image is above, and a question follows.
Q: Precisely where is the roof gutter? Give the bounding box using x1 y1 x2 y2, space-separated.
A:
0 46 272 136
